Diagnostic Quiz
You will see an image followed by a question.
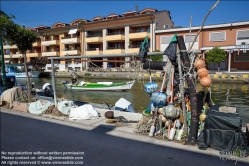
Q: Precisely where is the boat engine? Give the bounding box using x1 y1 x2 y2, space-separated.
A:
62 80 68 84
42 83 54 97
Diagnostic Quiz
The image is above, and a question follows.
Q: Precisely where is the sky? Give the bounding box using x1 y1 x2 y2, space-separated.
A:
1 0 249 29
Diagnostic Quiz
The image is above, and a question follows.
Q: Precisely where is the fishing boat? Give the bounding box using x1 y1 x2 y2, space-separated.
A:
5 64 42 78
62 80 135 91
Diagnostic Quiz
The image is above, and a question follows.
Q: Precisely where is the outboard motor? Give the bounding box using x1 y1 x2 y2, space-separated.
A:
42 83 54 97
62 80 68 84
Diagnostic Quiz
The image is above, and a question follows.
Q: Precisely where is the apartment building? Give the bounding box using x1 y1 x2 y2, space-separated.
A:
155 21 249 71
3 8 174 72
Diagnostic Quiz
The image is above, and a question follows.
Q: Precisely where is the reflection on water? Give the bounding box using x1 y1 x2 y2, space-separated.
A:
16 77 249 124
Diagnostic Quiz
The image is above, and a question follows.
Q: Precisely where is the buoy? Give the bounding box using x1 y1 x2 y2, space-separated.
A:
197 68 208 78
200 76 212 87
177 124 184 141
194 59 205 69
169 120 176 140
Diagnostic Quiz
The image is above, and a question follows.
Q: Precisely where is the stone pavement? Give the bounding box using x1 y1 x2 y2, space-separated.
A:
1 107 248 164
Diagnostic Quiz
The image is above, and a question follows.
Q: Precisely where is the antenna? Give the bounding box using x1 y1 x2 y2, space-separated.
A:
135 5 139 12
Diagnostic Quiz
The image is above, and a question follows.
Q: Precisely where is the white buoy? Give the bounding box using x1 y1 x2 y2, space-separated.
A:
177 124 184 141
149 126 156 137
169 120 176 140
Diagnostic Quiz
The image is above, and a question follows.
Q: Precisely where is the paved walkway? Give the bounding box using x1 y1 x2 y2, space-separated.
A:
1 107 248 164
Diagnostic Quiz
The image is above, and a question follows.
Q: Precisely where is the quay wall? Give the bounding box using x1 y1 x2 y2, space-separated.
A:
50 71 249 83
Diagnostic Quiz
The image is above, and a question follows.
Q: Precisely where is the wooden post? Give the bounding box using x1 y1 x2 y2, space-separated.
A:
177 35 198 145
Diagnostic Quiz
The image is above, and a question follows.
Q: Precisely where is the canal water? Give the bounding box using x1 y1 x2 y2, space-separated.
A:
16 77 249 125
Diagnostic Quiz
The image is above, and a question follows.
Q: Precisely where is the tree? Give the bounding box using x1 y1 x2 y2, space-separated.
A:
150 50 163 62
0 10 17 91
205 46 226 71
7 25 37 102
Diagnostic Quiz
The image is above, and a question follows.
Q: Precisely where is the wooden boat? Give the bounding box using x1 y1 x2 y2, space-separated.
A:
63 80 135 91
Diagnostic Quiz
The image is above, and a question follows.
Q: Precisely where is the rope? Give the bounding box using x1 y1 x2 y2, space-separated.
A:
208 87 215 105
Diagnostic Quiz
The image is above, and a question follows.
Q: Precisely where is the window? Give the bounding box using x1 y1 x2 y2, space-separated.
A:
237 30 249 40
161 36 173 44
184 34 198 43
146 26 150 32
135 27 143 32
163 24 169 29
209 32 226 41
234 50 249 62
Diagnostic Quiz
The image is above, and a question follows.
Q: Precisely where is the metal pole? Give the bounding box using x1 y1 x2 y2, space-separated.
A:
51 59 57 107
48 52 165 60
0 36 7 91
188 16 192 52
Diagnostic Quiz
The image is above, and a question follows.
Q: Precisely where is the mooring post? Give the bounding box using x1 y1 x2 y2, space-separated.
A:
51 59 57 107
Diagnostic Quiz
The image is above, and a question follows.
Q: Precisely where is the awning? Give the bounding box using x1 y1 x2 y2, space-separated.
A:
68 29 78 35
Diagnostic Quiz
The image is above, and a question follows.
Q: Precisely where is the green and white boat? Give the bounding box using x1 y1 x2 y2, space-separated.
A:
63 80 135 91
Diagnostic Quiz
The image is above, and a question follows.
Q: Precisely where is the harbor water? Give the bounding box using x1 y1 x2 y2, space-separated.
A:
16 77 249 125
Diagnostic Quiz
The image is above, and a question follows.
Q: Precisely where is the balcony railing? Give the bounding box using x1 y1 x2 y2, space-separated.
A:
61 35 80 39
27 51 41 53
86 34 102 38
44 38 52 41
86 48 103 51
44 37 59 41
107 46 125 50
129 45 141 48
62 48 81 51
130 30 150 33
106 32 124 36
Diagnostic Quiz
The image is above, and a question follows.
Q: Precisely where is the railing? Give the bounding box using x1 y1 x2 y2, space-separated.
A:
130 30 150 33
61 35 80 39
86 48 103 51
44 50 57 52
62 48 81 51
44 38 52 41
86 34 102 38
44 37 59 41
27 51 40 53
106 32 124 36
106 46 125 50
129 45 141 48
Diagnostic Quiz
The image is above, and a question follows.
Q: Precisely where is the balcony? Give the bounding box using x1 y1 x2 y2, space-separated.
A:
4 53 23 58
33 42 41 47
3 45 18 49
106 47 125 54
129 31 150 39
42 39 60 46
106 32 125 41
128 45 141 53
42 50 60 56
26 51 41 57
86 48 103 55
61 48 81 55
85 34 103 43
61 36 81 44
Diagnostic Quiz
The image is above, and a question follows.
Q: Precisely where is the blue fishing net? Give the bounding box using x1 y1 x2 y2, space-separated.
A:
150 92 167 108
144 81 158 94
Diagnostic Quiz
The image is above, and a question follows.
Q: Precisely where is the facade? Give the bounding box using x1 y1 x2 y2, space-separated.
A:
155 21 249 71
3 8 174 72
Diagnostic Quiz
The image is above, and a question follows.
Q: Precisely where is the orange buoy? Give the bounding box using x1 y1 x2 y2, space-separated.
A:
194 59 205 69
200 76 212 87
197 68 208 78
